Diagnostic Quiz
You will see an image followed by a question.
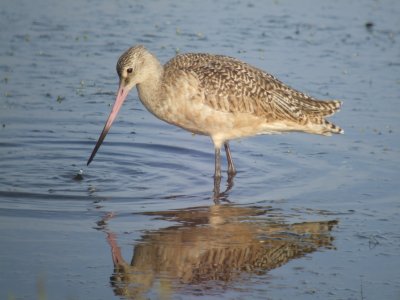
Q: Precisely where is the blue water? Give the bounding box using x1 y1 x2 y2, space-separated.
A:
1 0 399 299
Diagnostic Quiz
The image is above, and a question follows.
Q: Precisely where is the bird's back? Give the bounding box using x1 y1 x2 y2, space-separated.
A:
163 52 343 136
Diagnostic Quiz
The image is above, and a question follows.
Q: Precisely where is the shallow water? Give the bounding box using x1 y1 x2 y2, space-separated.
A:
1 0 400 299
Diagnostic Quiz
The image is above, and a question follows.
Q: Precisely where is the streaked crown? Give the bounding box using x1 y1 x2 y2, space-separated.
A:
116 45 147 77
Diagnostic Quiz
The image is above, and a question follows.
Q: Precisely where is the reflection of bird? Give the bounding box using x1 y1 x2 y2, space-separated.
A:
105 205 337 298
87 45 343 180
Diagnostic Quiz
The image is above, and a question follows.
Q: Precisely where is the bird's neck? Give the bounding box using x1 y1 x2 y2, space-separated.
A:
136 55 164 117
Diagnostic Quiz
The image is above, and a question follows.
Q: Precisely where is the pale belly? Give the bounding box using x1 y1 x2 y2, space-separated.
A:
152 100 295 147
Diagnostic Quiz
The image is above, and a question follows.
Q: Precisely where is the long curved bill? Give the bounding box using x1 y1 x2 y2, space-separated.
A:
87 85 129 166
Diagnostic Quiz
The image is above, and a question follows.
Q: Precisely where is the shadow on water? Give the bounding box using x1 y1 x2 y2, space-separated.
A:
97 204 337 299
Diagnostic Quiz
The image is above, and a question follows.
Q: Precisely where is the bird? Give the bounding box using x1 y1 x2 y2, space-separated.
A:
87 45 343 187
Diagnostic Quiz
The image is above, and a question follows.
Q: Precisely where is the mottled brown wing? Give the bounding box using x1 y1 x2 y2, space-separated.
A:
178 55 338 122
165 53 341 123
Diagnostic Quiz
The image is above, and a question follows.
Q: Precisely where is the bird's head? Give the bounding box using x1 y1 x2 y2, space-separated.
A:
116 45 150 91
87 45 149 166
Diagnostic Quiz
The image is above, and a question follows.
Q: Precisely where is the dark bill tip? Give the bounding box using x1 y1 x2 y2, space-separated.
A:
87 126 110 166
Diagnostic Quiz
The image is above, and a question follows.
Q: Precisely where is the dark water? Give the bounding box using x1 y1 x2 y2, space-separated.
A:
1 0 399 299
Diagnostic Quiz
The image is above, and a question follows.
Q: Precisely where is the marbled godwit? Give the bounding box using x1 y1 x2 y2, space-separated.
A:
87 45 342 183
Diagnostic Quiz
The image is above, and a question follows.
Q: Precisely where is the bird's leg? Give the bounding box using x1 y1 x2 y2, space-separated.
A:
213 178 221 202
224 142 237 176
214 147 222 179
213 147 222 200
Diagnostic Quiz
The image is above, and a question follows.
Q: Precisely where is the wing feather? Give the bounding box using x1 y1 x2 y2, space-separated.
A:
164 53 342 124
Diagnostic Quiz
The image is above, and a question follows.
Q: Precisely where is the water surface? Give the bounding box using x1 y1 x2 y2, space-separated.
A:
1 0 399 299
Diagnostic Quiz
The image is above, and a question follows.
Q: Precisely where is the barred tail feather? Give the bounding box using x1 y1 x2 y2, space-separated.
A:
323 119 344 135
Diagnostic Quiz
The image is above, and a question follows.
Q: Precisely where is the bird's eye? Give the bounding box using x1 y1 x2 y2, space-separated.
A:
127 68 133 74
